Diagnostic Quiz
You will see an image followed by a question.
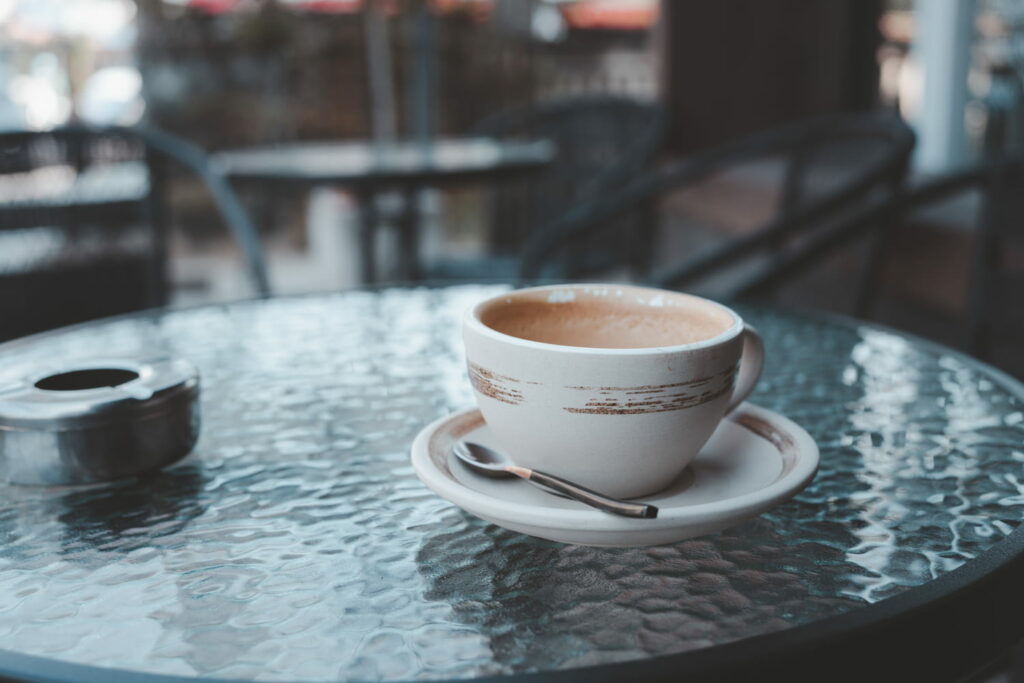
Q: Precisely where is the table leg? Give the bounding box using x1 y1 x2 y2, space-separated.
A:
356 190 378 284
399 187 422 281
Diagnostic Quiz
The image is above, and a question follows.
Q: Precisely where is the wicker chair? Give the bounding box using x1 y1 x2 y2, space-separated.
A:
0 125 269 340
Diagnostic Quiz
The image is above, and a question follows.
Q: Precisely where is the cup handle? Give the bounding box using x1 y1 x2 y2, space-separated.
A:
726 324 764 414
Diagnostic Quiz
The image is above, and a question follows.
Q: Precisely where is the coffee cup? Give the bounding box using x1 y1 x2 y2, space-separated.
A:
462 284 764 499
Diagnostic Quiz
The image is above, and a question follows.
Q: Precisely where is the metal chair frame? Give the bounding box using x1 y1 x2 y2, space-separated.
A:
461 95 664 277
518 112 916 294
735 157 1024 360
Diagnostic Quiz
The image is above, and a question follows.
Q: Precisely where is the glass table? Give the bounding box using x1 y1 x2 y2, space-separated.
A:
0 285 1021 682
217 139 554 284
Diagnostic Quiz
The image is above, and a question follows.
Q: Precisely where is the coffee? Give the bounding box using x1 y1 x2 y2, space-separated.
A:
479 290 733 349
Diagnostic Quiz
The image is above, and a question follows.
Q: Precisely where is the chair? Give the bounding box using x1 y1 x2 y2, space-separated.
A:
0 125 270 341
519 112 916 302
737 158 1024 369
428 95 664 280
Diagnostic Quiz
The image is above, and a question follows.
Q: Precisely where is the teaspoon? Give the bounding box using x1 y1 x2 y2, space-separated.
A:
453 441 658 519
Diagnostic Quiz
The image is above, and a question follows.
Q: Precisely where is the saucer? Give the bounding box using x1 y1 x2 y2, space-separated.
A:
410 404 819 547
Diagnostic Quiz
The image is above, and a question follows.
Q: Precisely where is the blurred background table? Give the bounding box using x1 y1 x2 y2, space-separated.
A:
0 284 1021 683
217 139 554 283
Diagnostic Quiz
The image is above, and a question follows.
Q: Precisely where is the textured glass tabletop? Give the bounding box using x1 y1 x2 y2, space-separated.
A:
0 286 1022 681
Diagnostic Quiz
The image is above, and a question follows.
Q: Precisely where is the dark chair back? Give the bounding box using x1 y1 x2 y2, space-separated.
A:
967 160 1024 360
472 95 663 257
738 158 1024 366
0 125 269 340
519 112 915 298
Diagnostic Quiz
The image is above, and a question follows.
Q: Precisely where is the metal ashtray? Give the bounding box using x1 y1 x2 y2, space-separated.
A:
0 357 200 485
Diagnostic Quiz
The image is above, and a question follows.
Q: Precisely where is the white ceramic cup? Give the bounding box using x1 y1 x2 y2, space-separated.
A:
462 284 764 499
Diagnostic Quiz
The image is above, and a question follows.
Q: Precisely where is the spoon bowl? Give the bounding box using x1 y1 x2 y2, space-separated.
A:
453 442 513 478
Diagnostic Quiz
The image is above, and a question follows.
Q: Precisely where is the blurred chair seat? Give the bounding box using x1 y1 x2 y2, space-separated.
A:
0 223 155 341
0 160 149 214
0 260 155 342
0 226 149 275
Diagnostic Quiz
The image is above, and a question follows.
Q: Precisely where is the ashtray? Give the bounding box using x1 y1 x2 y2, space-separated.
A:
0 356 200 485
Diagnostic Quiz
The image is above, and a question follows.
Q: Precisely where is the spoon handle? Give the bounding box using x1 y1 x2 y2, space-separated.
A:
526 469 658 519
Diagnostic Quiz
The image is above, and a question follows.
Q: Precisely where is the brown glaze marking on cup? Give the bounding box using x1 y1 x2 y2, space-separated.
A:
467 363 524 406
563 380 734 415
561 364 738 416
564 363 737 393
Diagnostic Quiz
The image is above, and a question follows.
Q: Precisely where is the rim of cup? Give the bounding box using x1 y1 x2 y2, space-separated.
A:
464 283 744 356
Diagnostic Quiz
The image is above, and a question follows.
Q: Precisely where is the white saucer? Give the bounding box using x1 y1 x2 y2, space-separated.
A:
410 404 819 547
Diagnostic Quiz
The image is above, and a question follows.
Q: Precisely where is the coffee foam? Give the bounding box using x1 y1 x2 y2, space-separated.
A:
479 288 733 349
